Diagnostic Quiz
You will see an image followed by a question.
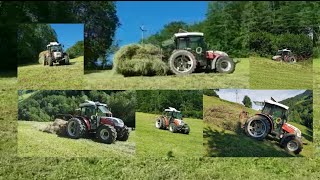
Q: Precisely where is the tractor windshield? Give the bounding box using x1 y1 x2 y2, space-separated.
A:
49 45 62 52
172 111 183 119
262 103 287 120
189 36 205 49
97 105 112 117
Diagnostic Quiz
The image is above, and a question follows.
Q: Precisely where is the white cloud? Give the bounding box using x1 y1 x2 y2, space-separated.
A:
216 89 306 110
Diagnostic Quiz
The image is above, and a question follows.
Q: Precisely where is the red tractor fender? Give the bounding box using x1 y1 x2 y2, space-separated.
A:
282 123 296 134
255 113 274 132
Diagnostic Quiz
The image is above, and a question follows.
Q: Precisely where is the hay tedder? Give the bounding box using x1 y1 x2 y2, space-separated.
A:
155 107 190 134
243 98 303 154
161 29 236 75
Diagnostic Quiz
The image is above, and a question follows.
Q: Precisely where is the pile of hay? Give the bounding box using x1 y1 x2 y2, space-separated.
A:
39 119 68 136
113 44 169 76
38 50 48 64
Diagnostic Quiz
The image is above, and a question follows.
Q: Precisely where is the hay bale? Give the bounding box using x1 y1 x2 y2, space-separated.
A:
38 50 48 64
113 44 168 76
40 119 68 136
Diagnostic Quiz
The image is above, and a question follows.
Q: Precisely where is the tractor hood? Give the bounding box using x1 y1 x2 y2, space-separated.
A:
53 52 62 58
213 50 228 57
101 117 125 127
174 119 185 126
283 123 302 138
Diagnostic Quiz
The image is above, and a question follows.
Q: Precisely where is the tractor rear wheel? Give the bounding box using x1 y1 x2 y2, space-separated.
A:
66 118 86 139
244 116 270 140
282 136 302 154
96 124 117 144
169 50 197 75
48 56 53 66
117 126 129 141
169 123 177 133
216 56 235 74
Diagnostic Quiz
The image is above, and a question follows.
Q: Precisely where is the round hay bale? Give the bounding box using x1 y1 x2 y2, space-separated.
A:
113 43 168 76
38 50 48 64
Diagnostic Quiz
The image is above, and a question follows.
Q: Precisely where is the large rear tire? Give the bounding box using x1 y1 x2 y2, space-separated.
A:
216 56 235 74
64 55 70 65
96 124 117 144
168 50 197 75
48 56 53 66
244 115 270 141
66 118 86 139
117 126 129 141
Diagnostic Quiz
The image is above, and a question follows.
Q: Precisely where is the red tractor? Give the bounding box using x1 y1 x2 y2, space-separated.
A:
162 30 236 75
155 107 190 134
244 98 303 154
65 100 129 144
271 49 296 63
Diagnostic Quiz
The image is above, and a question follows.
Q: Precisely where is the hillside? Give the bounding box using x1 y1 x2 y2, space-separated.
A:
279 90 313 128
136 112 203 157
250 57 313 89
203 95 313 157
18 56 84 90
18 121 135 157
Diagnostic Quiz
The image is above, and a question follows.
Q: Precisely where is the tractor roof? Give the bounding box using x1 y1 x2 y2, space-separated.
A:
164 107 181 113
278 48 291 52
174 32 204 38
47 42 60 47
80 100 108 108
264 99 289 110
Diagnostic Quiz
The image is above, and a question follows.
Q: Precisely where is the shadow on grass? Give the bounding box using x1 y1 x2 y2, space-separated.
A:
303 128 313 142
0 70 17 77
203 126 295 157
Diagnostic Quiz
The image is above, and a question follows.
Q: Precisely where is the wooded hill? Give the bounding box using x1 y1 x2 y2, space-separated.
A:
136 90 203 119
279 90 313 129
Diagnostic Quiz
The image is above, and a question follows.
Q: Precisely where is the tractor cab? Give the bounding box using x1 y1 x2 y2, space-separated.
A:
164 107 183 123
261 99 289 132
79 100 112 118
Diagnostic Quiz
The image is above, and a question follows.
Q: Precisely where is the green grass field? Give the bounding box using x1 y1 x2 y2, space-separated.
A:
18 56 84 90
1 79 320 179
313 58 320 156
17 121 135 157
84 58 249 90
203 95 314 157
136 112 203 157
250 57 313 89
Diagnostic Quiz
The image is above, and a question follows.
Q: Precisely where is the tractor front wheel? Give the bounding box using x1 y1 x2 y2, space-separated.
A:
96 124 117 144
66 118 86 139
117 126 129 141
216 56 235 74
282 136 302 154
169 123 177 133
169 50 197 75
244 116 270 140
182 125 190 134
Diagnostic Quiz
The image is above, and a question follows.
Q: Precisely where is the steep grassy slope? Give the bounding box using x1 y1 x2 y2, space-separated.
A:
18 56 84 90
84 58 249 89
203 95 313 157
136 112 203 157
250 57 313 89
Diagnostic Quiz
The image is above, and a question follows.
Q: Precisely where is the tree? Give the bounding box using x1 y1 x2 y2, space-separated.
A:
66 41 84 59
242 95 252 108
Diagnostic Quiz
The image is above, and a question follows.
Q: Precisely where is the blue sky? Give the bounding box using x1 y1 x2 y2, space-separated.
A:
216 89 306 110
115 1 208 46
50 24 84 50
